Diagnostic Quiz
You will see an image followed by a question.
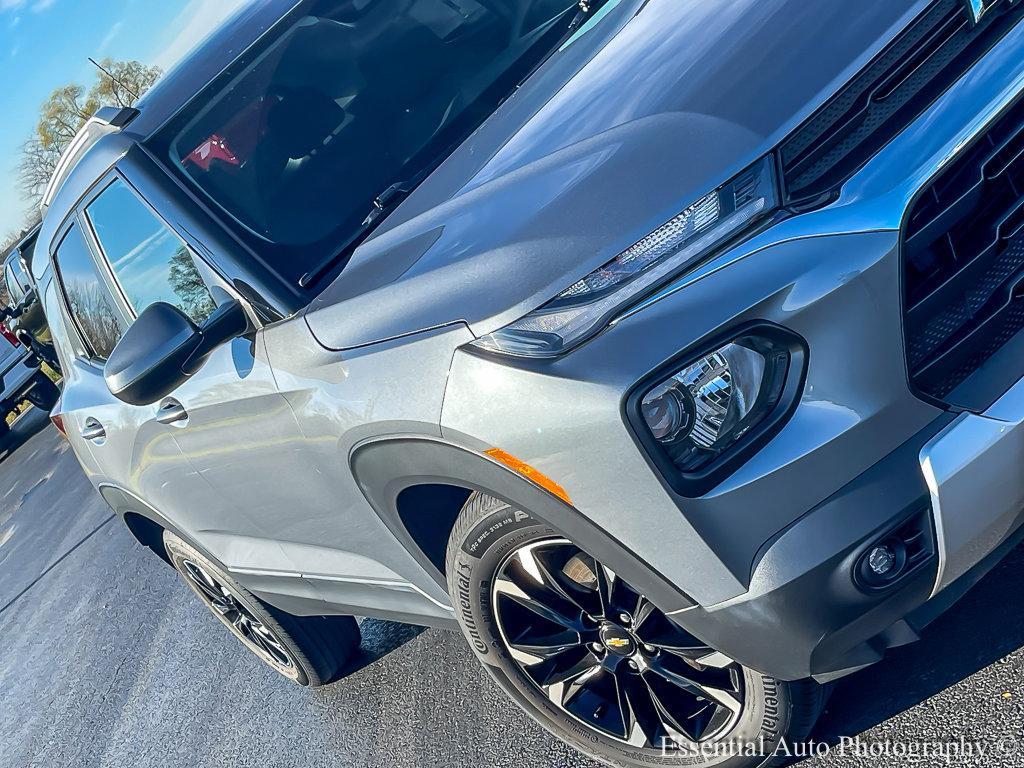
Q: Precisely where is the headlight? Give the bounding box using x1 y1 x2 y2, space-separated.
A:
472 157 778 358
630 326 806 495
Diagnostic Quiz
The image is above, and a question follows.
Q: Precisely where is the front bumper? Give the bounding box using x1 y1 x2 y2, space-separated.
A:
922 376 1024 597
675 400 1024 683
680 375 1024 683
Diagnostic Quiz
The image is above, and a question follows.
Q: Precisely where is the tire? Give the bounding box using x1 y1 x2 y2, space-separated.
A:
446 492 826 768
163 530 361 686
25 372 59 411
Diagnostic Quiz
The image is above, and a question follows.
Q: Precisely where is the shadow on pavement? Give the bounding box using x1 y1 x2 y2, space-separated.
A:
346 618 430 675
814 541 1024 741
0 407 52 461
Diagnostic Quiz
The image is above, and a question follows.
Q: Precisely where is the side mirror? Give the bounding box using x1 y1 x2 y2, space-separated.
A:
105 299 248 406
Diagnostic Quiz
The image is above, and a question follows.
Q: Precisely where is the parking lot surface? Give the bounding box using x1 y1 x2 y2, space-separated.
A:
2 409 1023 767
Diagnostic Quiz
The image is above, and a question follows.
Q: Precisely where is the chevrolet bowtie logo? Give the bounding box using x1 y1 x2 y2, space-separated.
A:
964 0 1018 24
604 637 631 649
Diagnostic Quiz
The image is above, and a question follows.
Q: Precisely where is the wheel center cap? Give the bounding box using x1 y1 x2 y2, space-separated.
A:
599 624 635 656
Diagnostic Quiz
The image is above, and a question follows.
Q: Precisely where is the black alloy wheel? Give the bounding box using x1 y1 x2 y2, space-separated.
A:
163 530 361 687
180 557 297 671
491 538 744 750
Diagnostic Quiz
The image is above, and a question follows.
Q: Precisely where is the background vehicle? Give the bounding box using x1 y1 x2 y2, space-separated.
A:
0 327 59 441
4 226 49 341
32 1 1024 766
3 225 61 374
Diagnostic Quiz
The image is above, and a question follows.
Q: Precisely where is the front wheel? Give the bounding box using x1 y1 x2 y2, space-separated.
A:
446 493 825 768
163 530 361 686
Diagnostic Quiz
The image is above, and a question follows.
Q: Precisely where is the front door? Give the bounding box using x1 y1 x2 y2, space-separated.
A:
47 221 194 520
78 176 311 579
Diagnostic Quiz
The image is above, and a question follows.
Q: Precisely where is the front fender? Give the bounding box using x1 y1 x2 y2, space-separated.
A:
349 435 697 615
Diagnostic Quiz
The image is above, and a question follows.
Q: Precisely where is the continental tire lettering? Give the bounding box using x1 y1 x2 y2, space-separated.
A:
761 676 780 738
456 561 487 654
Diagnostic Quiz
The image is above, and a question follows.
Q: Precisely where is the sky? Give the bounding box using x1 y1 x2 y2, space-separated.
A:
0 0 250 239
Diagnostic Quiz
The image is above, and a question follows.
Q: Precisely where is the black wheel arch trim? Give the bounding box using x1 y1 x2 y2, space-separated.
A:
348 435 698 615
99 484 225 571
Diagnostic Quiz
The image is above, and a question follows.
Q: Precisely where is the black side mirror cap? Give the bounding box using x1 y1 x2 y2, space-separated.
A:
182 299 250 375
104 299 248 406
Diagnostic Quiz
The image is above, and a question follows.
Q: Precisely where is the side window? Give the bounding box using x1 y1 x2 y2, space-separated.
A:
12 257 31 295
52 225 126 361
1 264 16 306
8 262 26 302
85 179 217 325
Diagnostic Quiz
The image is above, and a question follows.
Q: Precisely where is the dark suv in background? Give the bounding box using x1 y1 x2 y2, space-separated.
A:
31 1 1024 766
3 226 51 345
0 226 60 440
4 226 60 366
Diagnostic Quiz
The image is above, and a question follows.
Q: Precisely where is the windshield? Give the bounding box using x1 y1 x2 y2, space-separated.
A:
149 0 581 289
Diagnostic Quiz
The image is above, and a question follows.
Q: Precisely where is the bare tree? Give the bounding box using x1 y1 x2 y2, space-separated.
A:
65 283 124 359
89 58 162 108
169 247 217 324
15 59 162 211
16 136 64 204
0 208 41 262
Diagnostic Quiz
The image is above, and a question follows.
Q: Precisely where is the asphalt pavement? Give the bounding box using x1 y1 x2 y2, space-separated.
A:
2 408 1023 768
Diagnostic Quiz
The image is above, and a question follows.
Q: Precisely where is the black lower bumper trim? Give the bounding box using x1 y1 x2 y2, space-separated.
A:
669 413 958 682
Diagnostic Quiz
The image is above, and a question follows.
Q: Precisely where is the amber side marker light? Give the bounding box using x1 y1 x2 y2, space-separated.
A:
50 396 68 440
484 448 572 505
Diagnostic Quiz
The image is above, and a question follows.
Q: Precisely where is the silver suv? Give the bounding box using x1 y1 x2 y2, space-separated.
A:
37 1 1024 766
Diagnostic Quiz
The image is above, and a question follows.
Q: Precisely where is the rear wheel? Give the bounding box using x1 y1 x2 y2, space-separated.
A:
163 530 361 686
446 492 825 767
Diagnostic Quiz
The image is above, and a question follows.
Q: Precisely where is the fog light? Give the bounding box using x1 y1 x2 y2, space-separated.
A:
854 510 936 593
867 545 897 577
856 537 910 590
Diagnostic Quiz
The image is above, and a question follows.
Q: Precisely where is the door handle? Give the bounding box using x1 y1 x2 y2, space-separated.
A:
80 419 106 441
155 399 189 425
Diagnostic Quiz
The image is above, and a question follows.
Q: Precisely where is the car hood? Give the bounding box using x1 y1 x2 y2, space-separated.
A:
306 0 925 350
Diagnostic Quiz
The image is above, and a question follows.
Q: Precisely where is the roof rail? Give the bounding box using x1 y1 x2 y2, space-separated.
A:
39 106 139 216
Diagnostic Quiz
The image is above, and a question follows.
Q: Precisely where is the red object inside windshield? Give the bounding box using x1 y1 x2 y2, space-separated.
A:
183 134 240 171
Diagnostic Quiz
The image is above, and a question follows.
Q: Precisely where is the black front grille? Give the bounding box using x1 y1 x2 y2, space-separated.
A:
902 95 1024 405
780 0 1024 207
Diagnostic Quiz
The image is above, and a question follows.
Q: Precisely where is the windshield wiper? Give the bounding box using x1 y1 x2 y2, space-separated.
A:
297 180 417 289
361 180 416 228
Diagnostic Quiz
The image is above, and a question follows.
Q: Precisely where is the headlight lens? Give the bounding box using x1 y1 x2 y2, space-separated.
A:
638 332 796 479
473 157 777 358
